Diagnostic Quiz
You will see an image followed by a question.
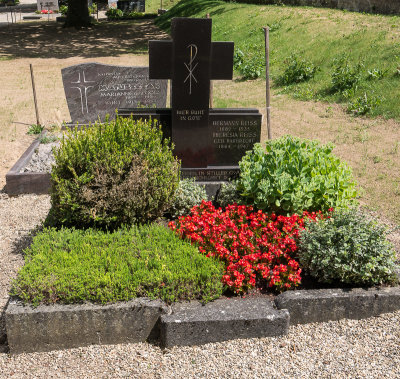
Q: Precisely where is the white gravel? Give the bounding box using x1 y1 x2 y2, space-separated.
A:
21 142 59 173
0 192 399 378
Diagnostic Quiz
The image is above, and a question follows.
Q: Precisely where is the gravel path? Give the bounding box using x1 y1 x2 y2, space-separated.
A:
0 193 399 378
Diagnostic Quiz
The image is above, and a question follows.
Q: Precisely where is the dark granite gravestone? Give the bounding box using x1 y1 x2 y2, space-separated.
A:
119 17 262 187
62 63 167 124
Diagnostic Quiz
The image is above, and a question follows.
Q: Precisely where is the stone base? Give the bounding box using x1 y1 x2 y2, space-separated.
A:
275 287 400 325
197 181 223 200
6 298 167 354
160 298 289 348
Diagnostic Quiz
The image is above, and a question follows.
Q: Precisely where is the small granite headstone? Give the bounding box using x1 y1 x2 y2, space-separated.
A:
117 0 145 12
62 63 167 124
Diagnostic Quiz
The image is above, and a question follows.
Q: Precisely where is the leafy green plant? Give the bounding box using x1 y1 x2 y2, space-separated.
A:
298 208 397 286
12 225 224 306
27 124 44 135
331 58 363 93
366 68 385 80
233 48 263 80
40 134 59 144
237 135 358 214
167 178 207 218
105 8 123 19
347 93 382 116
59 4 68 16
50 116 180 229
88 3 97 14
279 54 318 85
216 181 243 208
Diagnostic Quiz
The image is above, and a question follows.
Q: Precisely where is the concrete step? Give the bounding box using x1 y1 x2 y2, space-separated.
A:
160 297 289 348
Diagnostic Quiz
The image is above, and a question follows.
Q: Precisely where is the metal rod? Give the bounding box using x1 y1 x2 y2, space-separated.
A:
207 13 213 108
263 26 272 140
30 64 41 126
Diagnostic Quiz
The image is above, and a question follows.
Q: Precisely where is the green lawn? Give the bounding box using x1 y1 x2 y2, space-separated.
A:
156 0 400 120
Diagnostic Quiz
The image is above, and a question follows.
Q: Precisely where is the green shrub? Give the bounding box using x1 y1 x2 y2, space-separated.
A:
167 179 207 218
59 5 68 16
347 92 382 116
233 48 263 80
27 124 44 135
105 8 123 18
11 225 225 305
366 68 385 80
237 135 358 214
50 116 180 229
279 54 318 85
331 58 363 93
216 181 243 208
298 208 397 286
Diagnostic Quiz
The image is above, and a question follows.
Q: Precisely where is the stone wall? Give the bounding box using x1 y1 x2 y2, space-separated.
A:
232 0 400 15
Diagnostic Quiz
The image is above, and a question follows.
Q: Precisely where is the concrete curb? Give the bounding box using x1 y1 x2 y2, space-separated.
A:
5 285 400 353
6 298 168 354
160 298 289 348
274 286 400 325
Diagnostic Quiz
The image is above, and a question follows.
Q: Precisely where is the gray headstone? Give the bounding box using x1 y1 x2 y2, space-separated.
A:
61 63 167 124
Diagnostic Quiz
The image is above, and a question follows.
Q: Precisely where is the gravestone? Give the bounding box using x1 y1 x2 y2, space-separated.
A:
37 0 59 12
62 63 167 124
117 0 145 12
119 17 262 190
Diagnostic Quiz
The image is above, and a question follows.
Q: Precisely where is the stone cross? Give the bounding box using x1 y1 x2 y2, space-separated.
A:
148 17 234 166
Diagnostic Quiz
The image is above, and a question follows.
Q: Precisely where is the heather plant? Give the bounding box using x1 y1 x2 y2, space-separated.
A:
167 178 207 218
216 181 243 208
237 135 358 214
50 116 180 229
12 224 224 305
298 208 397 286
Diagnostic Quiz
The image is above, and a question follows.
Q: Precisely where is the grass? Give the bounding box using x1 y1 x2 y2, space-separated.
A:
11 224 225 306
156 0 400 120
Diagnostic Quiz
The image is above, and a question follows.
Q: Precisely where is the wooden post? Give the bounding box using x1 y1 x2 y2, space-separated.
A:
207 13 213 108
30 64 41 126
263 26 272 140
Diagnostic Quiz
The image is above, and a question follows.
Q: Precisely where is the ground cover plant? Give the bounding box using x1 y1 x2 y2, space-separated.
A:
12 224 224 305
50 116 180 229
170 201 325 294
156 0 400 119
298 208 397 286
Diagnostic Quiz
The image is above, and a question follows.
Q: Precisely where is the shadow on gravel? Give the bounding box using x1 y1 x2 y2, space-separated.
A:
0 19 170 59
10 225 43 258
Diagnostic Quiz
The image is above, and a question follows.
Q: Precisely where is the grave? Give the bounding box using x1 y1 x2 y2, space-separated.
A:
37 0 59 12
6 63 167 195
117 0 145 13
119 17 262 196
62 63 167 125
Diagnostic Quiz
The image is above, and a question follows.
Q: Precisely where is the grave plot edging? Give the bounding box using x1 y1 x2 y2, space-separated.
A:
5 298 168 354
6 285 400 354
274 286 400 325
5 134 51 196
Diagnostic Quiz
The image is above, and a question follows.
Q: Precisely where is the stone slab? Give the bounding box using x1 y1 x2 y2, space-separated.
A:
6 298 167 354
275 287 400 325
160 298 289 348
62 63 167 124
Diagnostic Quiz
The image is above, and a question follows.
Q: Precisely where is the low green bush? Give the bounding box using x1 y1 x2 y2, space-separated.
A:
216 181 243 208
347 92 382 116
331 58 363 93
279 54 318 85
12 225 225 306
167 178 207 218
298 208 397 286
50 116 180 229
237 135 358 214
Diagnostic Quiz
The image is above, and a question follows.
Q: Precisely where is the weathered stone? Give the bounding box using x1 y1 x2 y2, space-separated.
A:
160 298 289 347
6 298 167 354
275 287 400 325
62 63 167 124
